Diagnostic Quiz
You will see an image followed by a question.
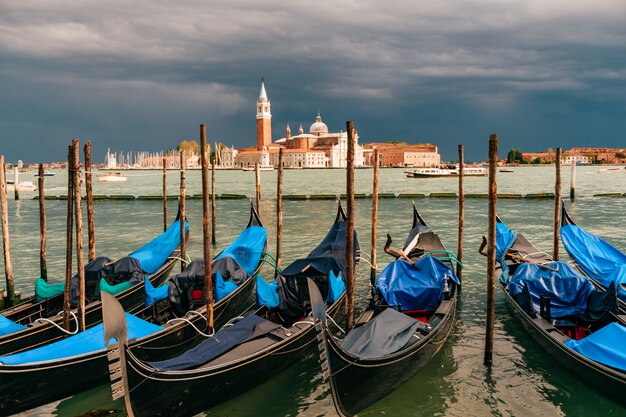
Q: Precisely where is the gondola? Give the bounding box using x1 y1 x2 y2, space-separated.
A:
0 205 266 416
0 212 189 356
491 217 626 406
309 204 461 417
102 202 359 417
560 204 626 311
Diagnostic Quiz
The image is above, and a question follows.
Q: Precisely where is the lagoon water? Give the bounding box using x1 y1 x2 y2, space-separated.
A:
2 166 625 417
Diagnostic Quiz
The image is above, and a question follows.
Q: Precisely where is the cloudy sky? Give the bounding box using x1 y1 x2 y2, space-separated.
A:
1 0 625 162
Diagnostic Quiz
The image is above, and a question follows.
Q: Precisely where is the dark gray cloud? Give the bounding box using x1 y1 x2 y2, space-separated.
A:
1 0 625 162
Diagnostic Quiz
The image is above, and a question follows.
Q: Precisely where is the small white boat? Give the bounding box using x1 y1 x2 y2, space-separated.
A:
97 172 127 182
242 165 274 172
499 168 515 173
405 165 487 178
6 180 37 192
34 171 55 177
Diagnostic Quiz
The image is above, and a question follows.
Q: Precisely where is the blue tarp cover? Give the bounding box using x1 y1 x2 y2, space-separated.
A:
496 221 518 283
327 270 345 303
215 226 267 275
145 275 169 306
256 275 280 308
129 219 188 275
0 314 163 365
0 314 26 337
148 313 280 371
508 262 595 318
215 271 238 301
376 257 459 311
561 224 626 301
565 322 626 372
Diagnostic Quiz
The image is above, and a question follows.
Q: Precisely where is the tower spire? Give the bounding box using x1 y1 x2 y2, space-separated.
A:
259 78 268 100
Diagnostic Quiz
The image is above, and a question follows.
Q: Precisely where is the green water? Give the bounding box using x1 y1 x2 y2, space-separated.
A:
2 166 625 416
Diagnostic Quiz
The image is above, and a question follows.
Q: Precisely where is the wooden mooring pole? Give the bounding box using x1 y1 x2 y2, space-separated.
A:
211 146 217 246
200 125 214 330
179 152 187 272
0 155 16 307
162 157 167 231
484 133 498 367
73 140 86 332
84 141 95 262
570 161 576 201
255 163 261 212
457 144 465 280
370 148 379 285
38 164 48 281
63 146 74 331
553 148 562 261
345 121 356 332
276 148 284 276
13 166 19 201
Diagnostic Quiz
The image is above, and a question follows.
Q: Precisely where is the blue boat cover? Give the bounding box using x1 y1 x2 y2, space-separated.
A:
564 322 626 372
214 226 267 275
0 314 26 336
256 275 280 308
561 224 626 301
0 314 163 365
215 271 238 301
376 257 460 312
145 275 169 306
508 262 595 318
34 278 65 301
129 219 189 275
327 270 345 303
496 221 518 283
148 313 281 371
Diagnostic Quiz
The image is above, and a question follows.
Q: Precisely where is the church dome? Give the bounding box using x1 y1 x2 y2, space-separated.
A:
309 113 328 135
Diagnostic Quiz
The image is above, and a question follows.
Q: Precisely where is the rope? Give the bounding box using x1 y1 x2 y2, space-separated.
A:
358 256 376 270
325 313 345 335
167 316 215 338
260 258 281 273
262 252 278 264
422 250 464 268
33 311 79 335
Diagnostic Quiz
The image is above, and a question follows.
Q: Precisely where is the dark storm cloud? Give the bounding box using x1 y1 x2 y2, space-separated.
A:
1 0 625 162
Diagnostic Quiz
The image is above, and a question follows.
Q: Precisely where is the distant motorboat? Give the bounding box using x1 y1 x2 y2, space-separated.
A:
242 165 274 172
405 165 487 178
598 167 622 173
499 168 515 173
97 172 127 182
34 171 55 177
6 180 37 192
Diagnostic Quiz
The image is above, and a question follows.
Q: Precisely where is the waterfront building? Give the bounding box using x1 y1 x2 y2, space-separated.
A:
363 142 441 167
522 147 626 165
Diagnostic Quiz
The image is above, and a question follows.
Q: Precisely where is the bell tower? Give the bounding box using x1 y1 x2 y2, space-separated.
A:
256 79 272 151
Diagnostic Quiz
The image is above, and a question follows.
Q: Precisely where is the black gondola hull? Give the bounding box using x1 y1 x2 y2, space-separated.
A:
124 296 345 417
502 285 626 406
324 297 456 416
0 273 256 416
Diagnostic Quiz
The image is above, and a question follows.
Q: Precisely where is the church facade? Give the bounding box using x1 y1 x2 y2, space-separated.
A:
232 81 364 169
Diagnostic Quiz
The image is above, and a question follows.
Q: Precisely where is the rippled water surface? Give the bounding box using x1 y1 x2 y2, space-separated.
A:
2 166 625 416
